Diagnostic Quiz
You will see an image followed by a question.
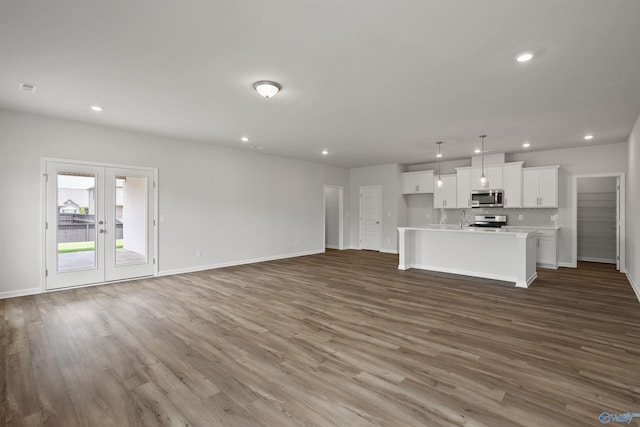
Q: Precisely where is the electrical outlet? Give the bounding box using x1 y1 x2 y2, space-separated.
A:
387 237 391 243
160 215 166 222
518 214 523 221
195 250 201 257
294 240 298 246
426 213 430 219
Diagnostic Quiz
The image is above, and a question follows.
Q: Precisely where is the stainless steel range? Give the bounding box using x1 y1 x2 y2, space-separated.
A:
468 214 507 228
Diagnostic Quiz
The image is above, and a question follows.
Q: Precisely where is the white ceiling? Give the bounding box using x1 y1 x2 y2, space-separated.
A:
1 0 639 168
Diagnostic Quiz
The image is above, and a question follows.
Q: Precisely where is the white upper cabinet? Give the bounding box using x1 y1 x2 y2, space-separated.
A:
469 166 503 190
433 175 457 209
402 170 434 194
456 168 471 208
502 162 523 208
522 166 559 208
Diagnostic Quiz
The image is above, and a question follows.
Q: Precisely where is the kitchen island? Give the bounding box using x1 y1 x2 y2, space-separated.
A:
397 226 537 287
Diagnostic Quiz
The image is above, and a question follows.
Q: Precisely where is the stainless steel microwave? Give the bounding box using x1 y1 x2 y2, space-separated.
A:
471 189 504 208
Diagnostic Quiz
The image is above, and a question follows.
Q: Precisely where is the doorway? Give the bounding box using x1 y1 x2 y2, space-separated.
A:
572 173 625 271
44 160 157 290
323 185 344 250
359 185 382 251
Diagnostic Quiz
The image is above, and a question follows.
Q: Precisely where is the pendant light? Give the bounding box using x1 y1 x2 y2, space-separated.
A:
436 141 443 188
479 135 488 187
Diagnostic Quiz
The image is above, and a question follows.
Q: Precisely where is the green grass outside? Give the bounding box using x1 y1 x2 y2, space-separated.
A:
58 239 124 253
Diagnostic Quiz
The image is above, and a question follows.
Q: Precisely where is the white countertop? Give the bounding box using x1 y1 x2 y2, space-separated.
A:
398 225 536 237
503 225 560 230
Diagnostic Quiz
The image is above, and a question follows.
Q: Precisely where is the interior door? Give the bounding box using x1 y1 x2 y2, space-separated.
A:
46 161 155 290
360 186 381 251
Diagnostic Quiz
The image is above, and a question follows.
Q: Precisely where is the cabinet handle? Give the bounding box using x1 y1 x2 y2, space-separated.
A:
444 200 447 207
416 185 419 192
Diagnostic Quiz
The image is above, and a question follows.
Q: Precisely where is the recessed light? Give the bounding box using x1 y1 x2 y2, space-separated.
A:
516 52 534 63
474 149 482 154
321 150 329 156
436 153 443 158
522 142 530 148
241 137 249 143
90 105 103 112
584 134 594 140
252 145 263 150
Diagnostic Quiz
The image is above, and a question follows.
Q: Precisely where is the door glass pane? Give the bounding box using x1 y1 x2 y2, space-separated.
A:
115 175 148 265
57 172 96 271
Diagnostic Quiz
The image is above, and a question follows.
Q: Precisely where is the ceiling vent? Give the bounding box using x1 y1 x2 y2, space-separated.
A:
19 82 37 93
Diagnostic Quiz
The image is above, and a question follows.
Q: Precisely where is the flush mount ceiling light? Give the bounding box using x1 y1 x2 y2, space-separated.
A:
522 142 531 148
436 142 444 188
19 82 37 93
516 52 534 62
584 134 594 140
241 137 249 143
479 135 488 187
90 105 103 112
474 148 481 154
321 149 329 156
253 81 281 98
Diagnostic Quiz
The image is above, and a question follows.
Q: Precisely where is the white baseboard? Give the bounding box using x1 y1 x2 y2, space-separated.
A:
325 245 341 250
0 287 43 300
558 262 575 268
577 257 617 264
380 249 399 254
158 249 324 277
626 272 640 303
348 246 361 250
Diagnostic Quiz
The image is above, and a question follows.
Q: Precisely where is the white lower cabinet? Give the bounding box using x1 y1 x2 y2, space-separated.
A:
536 229 558 269
504 227 558 269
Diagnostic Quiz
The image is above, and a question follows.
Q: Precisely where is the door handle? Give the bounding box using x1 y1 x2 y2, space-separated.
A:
376 221 380 224
98 229 105 233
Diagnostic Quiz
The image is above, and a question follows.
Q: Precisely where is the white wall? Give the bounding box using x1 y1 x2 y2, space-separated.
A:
0 109 350 297
627 113 640 295
324 187 340 248
122 176 148 255
577 177 617 193
349 164 403 253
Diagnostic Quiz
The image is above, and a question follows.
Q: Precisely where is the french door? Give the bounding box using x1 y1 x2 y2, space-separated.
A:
45 161 155 290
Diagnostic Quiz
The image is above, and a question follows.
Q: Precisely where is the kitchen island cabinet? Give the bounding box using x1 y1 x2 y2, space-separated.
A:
397 226 537 287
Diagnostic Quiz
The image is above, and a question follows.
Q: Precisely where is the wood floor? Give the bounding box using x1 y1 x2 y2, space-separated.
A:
2 250 640 426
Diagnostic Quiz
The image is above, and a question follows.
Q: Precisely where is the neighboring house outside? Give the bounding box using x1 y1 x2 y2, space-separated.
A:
59 199 82 214
59 181 124 219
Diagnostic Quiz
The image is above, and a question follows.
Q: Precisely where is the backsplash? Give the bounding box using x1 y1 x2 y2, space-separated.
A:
437 208 558 227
